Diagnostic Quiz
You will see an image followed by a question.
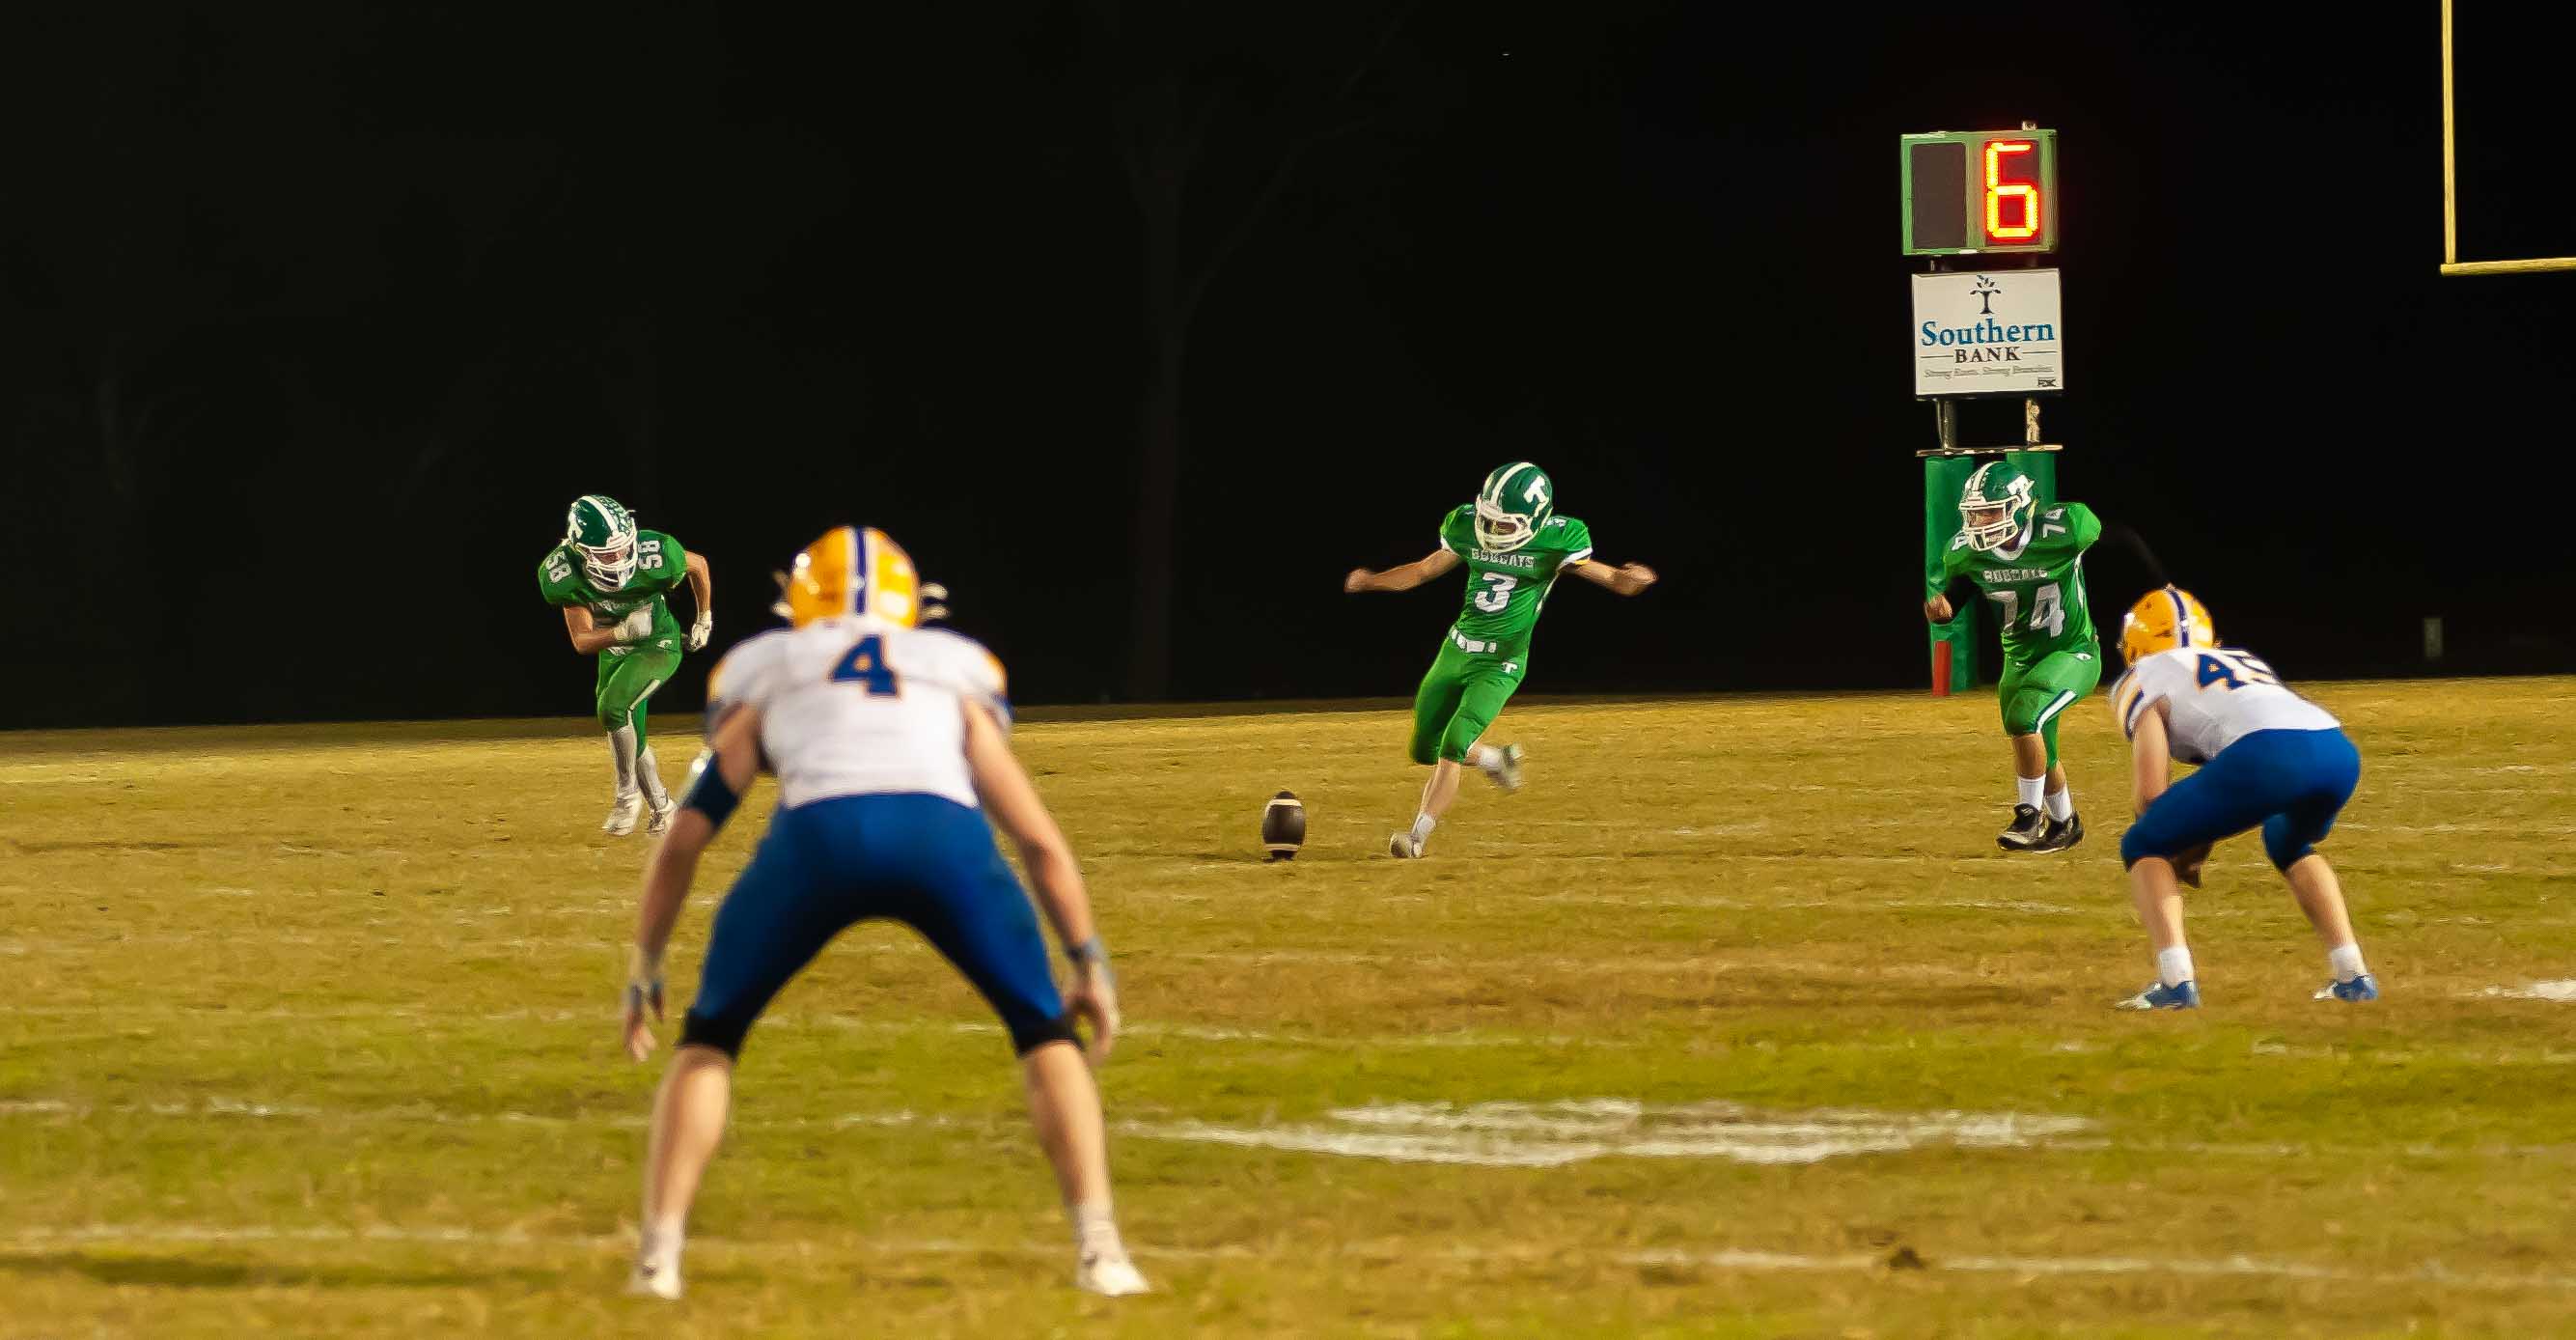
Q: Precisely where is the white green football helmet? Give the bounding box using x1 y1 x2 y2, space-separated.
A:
1474 461 1554 552
566 494 638 589
1958 461 2036 553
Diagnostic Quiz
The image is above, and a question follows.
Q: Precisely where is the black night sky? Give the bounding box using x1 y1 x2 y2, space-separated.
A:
5 3 2571 729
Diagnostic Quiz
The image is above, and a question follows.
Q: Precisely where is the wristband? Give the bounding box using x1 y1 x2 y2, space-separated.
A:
625 944 665 1013
1066 936 1113 986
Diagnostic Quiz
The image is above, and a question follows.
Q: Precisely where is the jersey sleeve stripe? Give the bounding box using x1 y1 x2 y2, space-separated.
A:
2119 683 2152 738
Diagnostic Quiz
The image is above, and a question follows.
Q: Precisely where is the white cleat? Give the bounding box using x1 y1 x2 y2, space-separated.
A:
645 794 677 835
1388 830 1425 859
1076 1248 1150 1298
624 1258 682 1300
1481 742 1526 794
603 793 644 836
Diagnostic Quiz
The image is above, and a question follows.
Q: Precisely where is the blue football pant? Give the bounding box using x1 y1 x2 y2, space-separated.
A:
2119 728 2362 872
681 793 1072 1058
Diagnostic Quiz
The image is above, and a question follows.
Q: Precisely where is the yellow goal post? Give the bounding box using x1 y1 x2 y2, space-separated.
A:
2442 0 2576 275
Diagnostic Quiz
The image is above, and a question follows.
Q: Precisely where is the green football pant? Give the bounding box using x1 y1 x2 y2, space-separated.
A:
1998 645 2102 769
1408 637 1526 766
596 644 682 752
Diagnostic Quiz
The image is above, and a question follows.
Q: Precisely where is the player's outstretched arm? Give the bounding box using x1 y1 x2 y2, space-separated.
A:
1568 558 1659 597
564 605 645 656
1343 548 1460 594
684 550 713 651
963 700 1119 1062
622 706 762 1061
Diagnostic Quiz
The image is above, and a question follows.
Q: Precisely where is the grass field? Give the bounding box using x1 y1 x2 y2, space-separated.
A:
4 680 2574 1338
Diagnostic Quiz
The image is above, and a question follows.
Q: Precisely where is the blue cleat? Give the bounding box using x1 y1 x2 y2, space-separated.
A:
2115 980 2202 1011
2314 974 2379 1002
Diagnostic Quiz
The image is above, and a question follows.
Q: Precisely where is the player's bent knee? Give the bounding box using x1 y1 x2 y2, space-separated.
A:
1008 1012 1080 1056
2264 837 2318 871
679 1008 754 1060
2118 824 2167 871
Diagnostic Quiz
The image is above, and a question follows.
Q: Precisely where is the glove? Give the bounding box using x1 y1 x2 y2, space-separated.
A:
614 606 656 644
687 610 713 652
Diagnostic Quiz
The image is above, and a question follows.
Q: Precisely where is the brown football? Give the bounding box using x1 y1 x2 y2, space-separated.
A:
1261 791 1306 861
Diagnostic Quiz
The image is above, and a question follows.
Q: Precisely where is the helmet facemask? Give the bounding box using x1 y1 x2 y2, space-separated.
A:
1959 465 2035 553
1473 498 1538 551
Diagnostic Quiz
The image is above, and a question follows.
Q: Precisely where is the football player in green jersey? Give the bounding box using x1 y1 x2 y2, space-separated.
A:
1345 462 1657 858
539 495 713 836
1924 460 2161 853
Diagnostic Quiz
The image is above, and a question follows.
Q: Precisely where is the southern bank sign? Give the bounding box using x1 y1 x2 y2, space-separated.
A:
1910 268 2064 398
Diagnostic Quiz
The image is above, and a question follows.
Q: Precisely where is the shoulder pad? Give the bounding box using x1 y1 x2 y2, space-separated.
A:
904 627 1011 721
706 628 790 708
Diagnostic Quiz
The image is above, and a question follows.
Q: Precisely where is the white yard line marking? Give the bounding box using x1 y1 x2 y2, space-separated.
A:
1123 1100 2091 1168
2474 980 2576 1002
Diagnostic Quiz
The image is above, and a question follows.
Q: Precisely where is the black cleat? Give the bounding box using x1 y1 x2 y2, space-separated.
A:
2031 811 2085 853
1996 804 2050 851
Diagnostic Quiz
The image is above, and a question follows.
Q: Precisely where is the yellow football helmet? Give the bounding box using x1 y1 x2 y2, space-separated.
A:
773 525 921 628
2119 586 2215 663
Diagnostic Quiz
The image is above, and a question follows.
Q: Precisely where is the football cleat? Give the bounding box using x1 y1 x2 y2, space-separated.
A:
1481 742 1525 794
1388 830 1426 859
2030 811 2085 853
604 793 644 836
2314 974 2380 1002
2115 980 2202 1011
1996 804 2050 851
1075 1248 1150 1298
624 1258 682 1300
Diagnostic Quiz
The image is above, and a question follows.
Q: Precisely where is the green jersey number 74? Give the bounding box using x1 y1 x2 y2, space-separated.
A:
1987 582 2067 638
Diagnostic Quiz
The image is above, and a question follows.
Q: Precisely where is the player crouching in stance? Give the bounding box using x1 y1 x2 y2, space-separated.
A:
2107 588 2378 1011
1345 462 1656 858
539 495 713 835
618 525 1147 1300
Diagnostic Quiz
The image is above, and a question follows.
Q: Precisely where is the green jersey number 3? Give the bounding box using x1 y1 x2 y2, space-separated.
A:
1474 572 1517 612
1988 582 2066 637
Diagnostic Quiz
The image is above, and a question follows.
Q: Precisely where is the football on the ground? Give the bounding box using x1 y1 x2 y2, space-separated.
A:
1261 791 1305 861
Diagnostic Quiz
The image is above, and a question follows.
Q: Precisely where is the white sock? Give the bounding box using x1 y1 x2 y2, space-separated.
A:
640 1218 683 1270
1070 1201 1123 1258
2016 775 2045 810
2328 943 2368 983
608 724 640 796
636 747 669 803
2156 945 2196 988
1408 813 1435 845
1467 743 1501 769
2044 786 2074 822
